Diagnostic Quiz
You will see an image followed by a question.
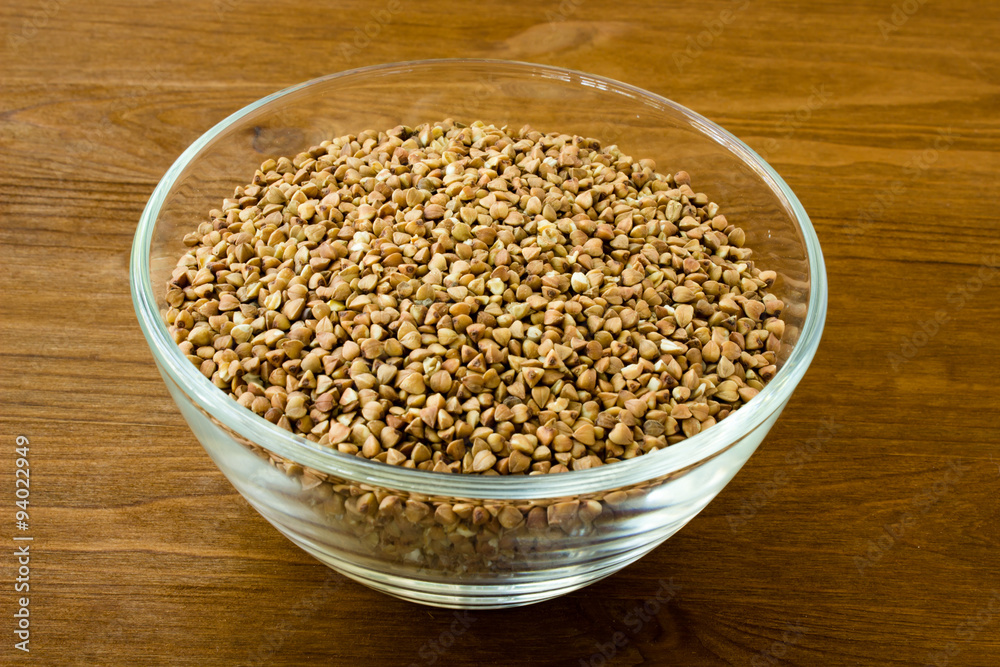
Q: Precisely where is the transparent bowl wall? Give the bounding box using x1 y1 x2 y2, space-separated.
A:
131 60 827 609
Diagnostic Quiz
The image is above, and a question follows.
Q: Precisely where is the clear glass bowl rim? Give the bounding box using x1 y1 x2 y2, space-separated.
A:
129 58 827 500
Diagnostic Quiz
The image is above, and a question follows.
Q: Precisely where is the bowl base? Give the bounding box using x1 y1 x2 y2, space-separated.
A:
287 532 671 609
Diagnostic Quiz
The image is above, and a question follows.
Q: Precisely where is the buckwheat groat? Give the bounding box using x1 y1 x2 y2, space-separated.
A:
165 119 784 477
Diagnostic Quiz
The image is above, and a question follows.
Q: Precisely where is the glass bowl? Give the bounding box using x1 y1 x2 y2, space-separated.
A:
130 59 827 609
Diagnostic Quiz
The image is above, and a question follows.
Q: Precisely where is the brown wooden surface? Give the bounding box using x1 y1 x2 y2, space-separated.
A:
1 1 998 665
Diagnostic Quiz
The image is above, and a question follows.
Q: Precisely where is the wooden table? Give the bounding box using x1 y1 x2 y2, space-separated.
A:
2 1 998 664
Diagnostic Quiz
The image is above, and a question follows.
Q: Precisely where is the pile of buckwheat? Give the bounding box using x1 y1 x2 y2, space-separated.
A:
166 119 784 476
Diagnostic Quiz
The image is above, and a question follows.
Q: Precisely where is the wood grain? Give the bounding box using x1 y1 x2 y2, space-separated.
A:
1 0 998 665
